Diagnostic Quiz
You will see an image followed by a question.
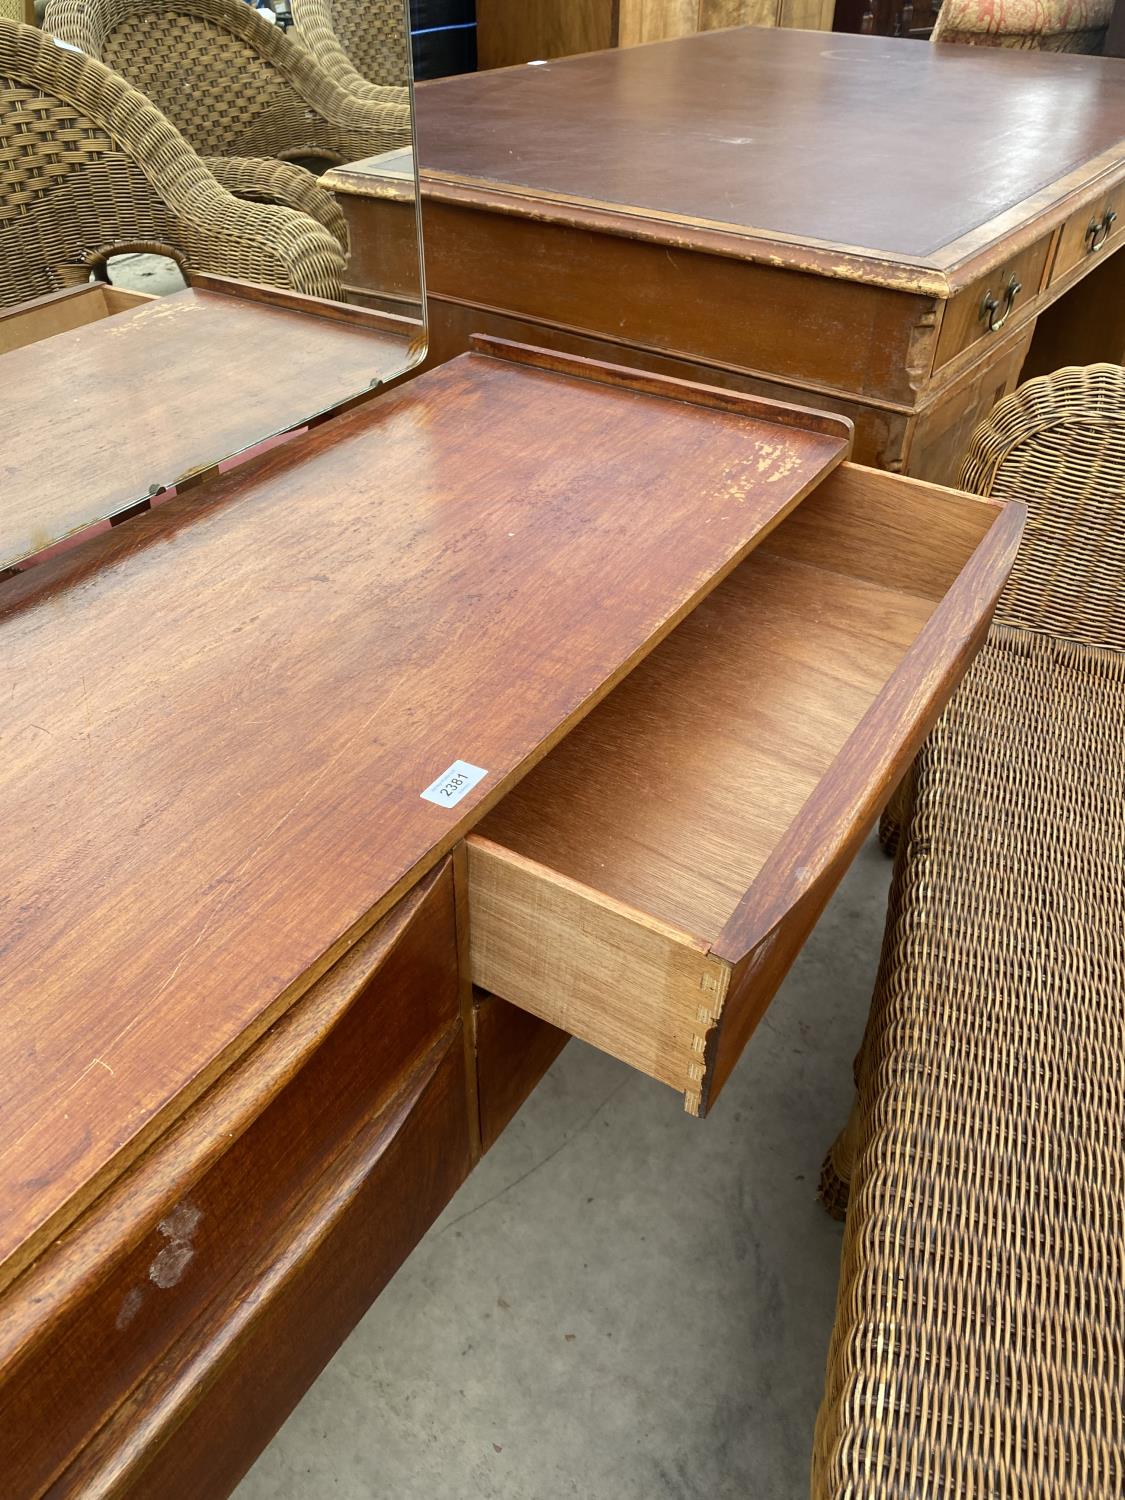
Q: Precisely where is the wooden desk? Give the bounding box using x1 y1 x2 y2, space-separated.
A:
0 339 1019 1496
326 29 1125 483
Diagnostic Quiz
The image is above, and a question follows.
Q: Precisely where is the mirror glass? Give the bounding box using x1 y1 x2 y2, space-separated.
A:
0 0 425 575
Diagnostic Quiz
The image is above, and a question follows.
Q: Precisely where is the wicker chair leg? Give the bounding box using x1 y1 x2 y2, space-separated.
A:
818 1105 860 1221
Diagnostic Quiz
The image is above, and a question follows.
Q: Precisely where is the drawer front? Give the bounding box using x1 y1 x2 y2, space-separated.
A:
2 860 466 1500
49 1032 472 1500
1051 195 1121 286
469 465 1023 1116
934 237 1051 371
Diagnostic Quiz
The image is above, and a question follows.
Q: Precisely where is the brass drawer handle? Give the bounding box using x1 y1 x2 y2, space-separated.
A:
979 273 1022 334
1086 207 1117 253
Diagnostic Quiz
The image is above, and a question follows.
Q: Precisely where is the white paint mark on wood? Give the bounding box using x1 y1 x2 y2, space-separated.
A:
148 1199 202 1289
115 1286 144 1330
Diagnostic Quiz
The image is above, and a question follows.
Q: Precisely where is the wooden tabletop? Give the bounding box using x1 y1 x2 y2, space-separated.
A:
0 283 416 572
411 30 1125 280
0 346 847 1288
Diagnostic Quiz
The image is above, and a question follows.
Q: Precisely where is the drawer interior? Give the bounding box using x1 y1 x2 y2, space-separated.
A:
468 463 1020 1114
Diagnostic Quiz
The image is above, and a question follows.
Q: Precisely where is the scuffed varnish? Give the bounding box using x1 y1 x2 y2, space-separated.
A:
114 1199 203 1329
150 1200 203 1288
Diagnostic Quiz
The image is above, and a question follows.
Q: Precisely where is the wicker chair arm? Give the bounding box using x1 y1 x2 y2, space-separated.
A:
3 24 345 300
204 155 348 251
290 0 409 104
46 0 410 145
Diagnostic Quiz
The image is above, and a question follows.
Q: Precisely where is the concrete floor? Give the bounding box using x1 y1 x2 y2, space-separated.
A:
235 836 891 1500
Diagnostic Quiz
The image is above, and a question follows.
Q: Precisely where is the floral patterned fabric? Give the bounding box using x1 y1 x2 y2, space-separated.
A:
932 0 1112 46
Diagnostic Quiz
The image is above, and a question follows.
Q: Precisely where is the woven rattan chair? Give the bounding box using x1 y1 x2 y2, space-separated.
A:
44 0 410 194
813 363 1125 1498
0 19 345 307
291 0 409 102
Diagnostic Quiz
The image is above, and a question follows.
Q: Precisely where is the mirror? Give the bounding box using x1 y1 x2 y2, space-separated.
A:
0 0 425 575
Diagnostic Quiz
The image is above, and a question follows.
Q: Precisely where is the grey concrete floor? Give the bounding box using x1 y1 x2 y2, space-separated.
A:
236 835 891 1500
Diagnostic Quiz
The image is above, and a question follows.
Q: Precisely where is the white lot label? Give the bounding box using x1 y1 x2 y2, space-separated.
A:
420 760 488 808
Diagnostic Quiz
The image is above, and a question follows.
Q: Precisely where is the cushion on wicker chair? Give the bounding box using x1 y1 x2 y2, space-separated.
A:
931 0 1112 47
813 364 1125 1499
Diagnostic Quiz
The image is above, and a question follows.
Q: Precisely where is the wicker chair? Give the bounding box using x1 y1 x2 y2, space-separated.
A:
291 0 409 103
0 19 345 308
931 0 1112 50
813 364 1125 1498
44 0 410 200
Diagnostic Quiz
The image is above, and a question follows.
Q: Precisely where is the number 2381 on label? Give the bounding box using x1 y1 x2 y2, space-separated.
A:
420 760 488 809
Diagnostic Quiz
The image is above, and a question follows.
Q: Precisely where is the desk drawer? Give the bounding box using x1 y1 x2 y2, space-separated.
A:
1 861 466 1499
1051 195 1121 285
934 237 1050 371
468 465 1022 1116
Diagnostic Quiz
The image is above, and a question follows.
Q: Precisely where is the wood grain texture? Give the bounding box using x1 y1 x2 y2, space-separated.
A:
0 862 459 1499
618 0 699 42
469 838 729 1100
0 284 412 571
472 990 568 1153
45 1029 471 1500
406 198 932 403
415 31 1125 264
471 465 1024 1111
475 0 616 66
0 345 846 1290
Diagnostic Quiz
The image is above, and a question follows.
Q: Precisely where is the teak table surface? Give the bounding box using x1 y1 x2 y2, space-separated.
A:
0 280 413 572
410 28 1125 291
0 348 846 1292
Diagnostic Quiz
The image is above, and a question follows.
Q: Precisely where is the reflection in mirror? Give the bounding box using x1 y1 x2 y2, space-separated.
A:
0 0 424 575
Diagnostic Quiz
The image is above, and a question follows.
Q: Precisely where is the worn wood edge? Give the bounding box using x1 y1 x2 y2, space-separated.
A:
186 274 424 344
45 1028 465 1500
443 295 920 416
709 496 1026 967
320 165 418 203
417 171 956 296
0 346 840 1291
0 866 448 1324
937 148 1125 286
418 143 1125 294
465 835 729 1109
469 336 856 448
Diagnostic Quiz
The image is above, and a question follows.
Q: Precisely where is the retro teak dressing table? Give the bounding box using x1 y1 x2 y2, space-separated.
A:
0 341 1020 1496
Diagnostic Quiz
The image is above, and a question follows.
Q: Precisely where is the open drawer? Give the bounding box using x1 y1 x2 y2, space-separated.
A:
467 463 1023 1115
